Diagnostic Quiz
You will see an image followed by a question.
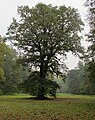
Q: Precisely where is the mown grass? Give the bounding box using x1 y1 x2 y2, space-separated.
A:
0 93 95 120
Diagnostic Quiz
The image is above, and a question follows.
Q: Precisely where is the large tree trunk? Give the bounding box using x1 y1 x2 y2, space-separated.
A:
37 62 48 99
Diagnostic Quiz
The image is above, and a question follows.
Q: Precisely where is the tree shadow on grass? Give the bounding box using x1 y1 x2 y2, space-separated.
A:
20 97 82 102
21 97 55 101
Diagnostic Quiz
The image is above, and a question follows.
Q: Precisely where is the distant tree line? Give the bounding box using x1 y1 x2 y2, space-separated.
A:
58 61 95 95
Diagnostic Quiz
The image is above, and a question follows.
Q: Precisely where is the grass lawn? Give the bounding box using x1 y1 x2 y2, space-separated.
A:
0 93 95 120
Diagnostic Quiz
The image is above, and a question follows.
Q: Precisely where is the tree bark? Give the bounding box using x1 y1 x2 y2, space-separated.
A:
37 62 48 99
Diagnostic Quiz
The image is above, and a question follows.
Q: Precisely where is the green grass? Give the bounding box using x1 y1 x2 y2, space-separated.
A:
0 93 95 120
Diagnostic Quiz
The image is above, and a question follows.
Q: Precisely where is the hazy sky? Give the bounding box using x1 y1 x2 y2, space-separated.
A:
0 0 86 69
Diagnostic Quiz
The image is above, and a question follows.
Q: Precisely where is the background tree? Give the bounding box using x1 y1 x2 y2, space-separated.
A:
0 35 29 95
84 0 95 94
58 60 95 95
58 61 95 95
2 47 29 95
0 36 7 80
60 61 85 94
7 3 84 99
0 42 29 95
0 36 7 94
83 59 95 94
85 0 95 57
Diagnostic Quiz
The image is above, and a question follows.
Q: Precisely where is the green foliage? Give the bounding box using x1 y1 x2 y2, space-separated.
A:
83 59 95 95
0 36 7 80
0 89 3 95
19 71 60 98
82 0 95 95
0 43 29 95
85 0 95 61
85 0 95 53
0 68 4 80
59 61 95 95
0 36 30 95
64 69 84 94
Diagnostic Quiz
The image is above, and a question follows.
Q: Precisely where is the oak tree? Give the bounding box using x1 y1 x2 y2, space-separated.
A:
7 3 84 99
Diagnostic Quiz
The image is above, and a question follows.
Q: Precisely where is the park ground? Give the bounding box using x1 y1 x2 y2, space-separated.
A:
0 93 95 120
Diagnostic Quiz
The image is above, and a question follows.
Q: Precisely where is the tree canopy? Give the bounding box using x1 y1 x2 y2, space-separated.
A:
7 3 84 99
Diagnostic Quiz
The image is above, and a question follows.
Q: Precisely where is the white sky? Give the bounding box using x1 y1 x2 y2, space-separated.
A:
0 0 87 69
